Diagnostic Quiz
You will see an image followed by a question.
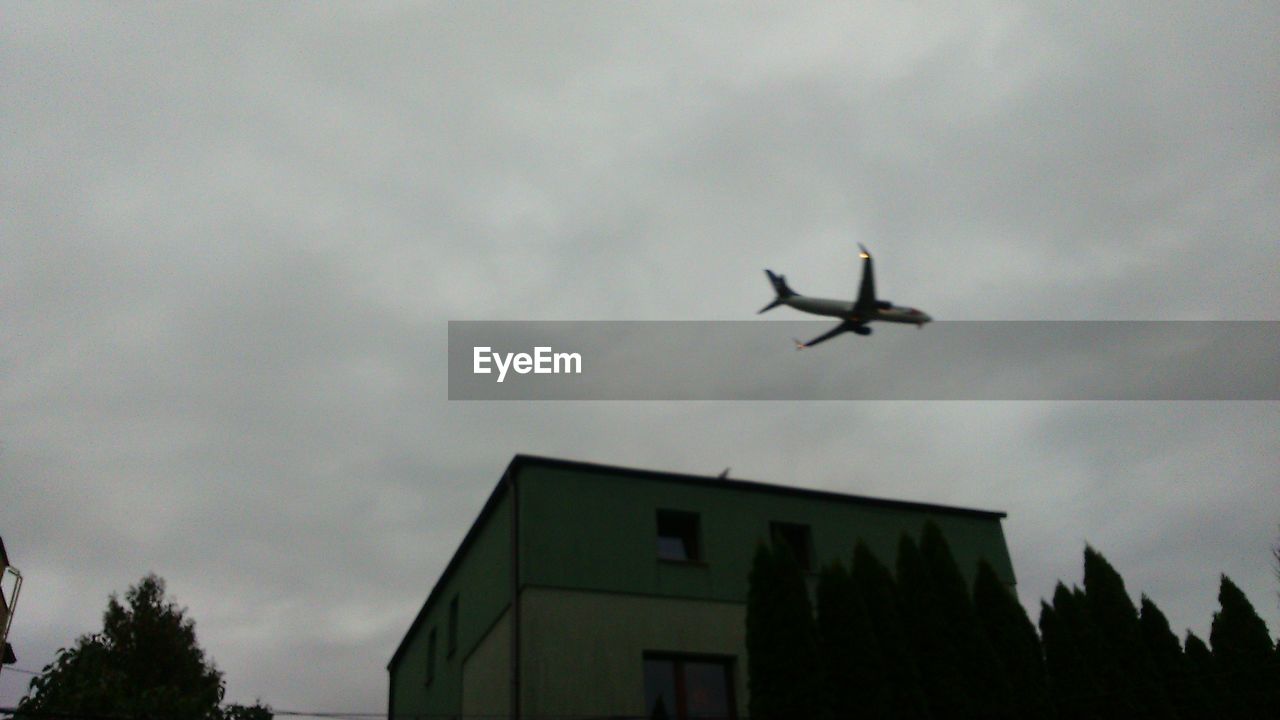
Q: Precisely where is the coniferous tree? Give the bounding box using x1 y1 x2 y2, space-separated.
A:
896 533 979 718
1139 596 1217 719
1040 583 1105 720
1081 547 1174 718
746 542 781 720
1185 630 1249 720
1183 631 1212 669
852 541 931 720
1209 574 1279 718
919 523 1014 718
816 560 886 720
974 560 1052 718
1184 631 1214 682
746 542 819 720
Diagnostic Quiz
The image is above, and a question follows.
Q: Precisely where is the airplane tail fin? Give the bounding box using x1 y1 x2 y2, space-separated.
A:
759 270 795 314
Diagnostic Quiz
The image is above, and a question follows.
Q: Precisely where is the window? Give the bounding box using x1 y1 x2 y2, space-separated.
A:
425 627 437 685
656 510 701 562
770 522 814 572
643 654 736 720
447 595 459 658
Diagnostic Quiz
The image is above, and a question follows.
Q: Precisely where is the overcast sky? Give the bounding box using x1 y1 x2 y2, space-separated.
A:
3 1 1278 712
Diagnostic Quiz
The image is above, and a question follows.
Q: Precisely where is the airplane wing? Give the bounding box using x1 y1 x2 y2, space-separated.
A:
853 244 876 314
794 321 861 350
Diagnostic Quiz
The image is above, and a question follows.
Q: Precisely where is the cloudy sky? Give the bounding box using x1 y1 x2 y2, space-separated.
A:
3 1 1277 712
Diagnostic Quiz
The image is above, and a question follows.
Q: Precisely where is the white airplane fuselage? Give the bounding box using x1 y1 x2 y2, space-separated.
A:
784 295 931 325
760 245 930 348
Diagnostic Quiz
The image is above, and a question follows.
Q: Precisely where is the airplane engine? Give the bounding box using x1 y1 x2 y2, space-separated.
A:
876 300 893 309
853 326 872 336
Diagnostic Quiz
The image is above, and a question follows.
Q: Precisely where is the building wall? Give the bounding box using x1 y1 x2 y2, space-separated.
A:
392 458 1017 720
519 587 747 720
517 463 1015 604
391 490 513 720
461 609 511 719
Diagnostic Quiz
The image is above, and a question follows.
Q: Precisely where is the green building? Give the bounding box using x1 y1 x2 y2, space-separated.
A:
388 455 1014 720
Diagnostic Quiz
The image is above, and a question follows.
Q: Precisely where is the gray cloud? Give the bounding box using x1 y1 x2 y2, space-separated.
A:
3 0 1278 711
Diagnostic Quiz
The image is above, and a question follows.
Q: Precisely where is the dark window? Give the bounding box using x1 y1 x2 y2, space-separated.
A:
643 654 736 719
447 596 459 658
425 627 437 685
770 522 814 571
656 510 701 562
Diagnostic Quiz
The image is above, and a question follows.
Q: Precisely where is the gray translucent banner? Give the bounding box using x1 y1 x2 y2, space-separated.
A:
448 321 1279 401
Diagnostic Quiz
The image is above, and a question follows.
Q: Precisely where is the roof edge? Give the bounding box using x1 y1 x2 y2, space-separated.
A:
508 454 1007 520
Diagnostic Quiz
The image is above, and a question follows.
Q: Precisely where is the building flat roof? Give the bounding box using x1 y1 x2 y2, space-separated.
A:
517 454 1007 520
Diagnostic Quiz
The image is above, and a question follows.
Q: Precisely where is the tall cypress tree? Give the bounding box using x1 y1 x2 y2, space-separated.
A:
1138 596 1216 719
1183 631 1214 685
1209 574 1279 719
974 560 1051 718
920 522 1014 718
1185 631 1248 720
1081 547 1174 718
896 533 978 718
852 541 931 720
816 560 886 720
1040 583 1105 719
746 541 819 720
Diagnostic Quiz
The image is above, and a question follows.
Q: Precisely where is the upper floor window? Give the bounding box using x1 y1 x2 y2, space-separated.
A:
770 521 814 572
656 509 701 562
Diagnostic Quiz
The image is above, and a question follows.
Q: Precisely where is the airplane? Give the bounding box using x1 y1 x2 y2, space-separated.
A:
758 244 932 349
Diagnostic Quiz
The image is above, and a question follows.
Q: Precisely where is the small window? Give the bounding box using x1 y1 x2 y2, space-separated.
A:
656 510 701 562
447 596 459 658
643 654 736 719
770 522 814 572
426 627 437 685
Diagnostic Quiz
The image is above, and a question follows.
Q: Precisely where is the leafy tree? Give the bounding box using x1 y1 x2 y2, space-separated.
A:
746 542 819 720
851 541 930 719
221 704 275 720
974 560 1051 718
17 574 271 720
1209 574 1279 718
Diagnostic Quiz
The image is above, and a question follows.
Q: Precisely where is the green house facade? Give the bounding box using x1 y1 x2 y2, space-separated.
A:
388 455 1015 720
